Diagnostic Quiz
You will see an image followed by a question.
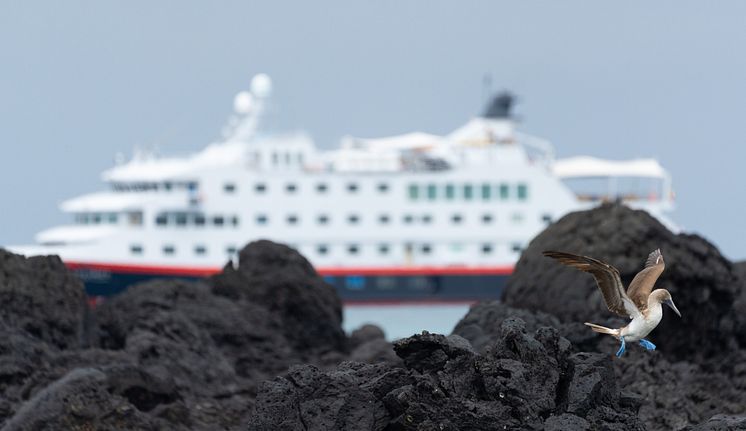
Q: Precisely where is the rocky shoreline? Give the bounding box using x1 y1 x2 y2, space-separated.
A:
1 204 745 430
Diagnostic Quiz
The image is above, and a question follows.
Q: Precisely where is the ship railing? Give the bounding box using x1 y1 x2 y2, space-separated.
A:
514 132 555 166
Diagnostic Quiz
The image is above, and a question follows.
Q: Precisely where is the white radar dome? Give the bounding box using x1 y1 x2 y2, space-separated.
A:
251 73 273 98
233 91 254 114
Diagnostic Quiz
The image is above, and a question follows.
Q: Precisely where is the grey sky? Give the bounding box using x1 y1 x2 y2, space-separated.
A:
1 1 745 259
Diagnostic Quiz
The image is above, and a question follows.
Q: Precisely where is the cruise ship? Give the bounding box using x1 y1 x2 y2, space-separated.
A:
9 74 676 304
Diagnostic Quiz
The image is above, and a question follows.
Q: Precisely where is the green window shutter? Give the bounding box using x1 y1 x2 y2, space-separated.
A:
408 184 419 200
499 183 509 200
481 183 491 200
427 184 437 200
463 184 473 200
517 183 528 201
445 184 455 200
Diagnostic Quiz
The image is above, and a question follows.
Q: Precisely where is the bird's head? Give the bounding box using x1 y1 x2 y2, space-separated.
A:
650 289 681 317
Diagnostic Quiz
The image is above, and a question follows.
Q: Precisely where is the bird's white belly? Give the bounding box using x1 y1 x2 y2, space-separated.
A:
622 307 663 342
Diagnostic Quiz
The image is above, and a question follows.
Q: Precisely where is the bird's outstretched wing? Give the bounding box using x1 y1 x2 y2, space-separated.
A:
543 251 640 319
626 249 665 311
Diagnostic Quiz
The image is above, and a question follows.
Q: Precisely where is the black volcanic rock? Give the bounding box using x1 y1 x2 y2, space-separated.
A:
456 203 746 430
0 250 88 349
502 203 744 362
248 319 644 430
685 414 746 430
454 301 746 430
210 240 347 358
0 242 359 429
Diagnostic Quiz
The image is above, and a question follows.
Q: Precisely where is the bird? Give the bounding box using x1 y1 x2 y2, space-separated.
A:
542 249 681 357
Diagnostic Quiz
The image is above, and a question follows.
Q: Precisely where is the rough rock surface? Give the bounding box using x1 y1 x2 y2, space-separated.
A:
0 241 373 429
455 301 746 430
248 322 644 430
0 250 88 349
461 203 746 430
3 217 745 430
503 203 746 362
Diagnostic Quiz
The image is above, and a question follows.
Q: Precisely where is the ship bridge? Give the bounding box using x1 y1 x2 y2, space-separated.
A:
553 156 675 213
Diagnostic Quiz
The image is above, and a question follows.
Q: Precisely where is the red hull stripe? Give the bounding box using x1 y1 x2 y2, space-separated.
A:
64 261 514 277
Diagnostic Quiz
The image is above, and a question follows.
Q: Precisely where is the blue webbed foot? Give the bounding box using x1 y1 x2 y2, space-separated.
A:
639 339 656 351
615 337 626 357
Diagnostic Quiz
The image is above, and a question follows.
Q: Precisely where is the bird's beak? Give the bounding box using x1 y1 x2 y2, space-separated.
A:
663 299 681 317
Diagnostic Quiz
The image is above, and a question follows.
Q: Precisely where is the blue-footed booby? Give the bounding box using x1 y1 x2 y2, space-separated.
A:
543 249 681 357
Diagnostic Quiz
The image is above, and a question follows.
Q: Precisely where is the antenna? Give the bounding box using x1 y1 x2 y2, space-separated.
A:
482 73 493 108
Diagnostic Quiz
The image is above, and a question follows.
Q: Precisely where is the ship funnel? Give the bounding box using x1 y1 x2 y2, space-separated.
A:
483 92 515 119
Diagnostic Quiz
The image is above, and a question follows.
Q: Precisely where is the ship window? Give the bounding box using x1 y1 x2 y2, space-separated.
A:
422 214 432 224
348 214 360 224
482 244 493 254
517 183 528 201
213 216 225 227
187 182 198 191
297 153 304 164
92 213 102 224
421 244 432 254
317 244 329 255
512 243 523 253
445 184 455 200
376 276 396 290
256 214 268 225
426 184 437 200
127 212 143 226
284 152 291 165
156 214 168 226
403 214 414 224
194 214 206 226
317 214 329 225
130 244 143 255
542 214 552 224
378 214 390 224
345 275 365 290
377 183 389 193
164 182 173 191
287 215 298 225
226 246 237 255
481 183 491 200
175 213 188 226
347 183 359 193
272 152 278 165
76 213 89 224
451 214 463 224
408 184 419 200
107 213 118 223
194 245 207 255
511 213 524 223
499 183 510 200
316 183 328 193
463 184 474 201
348 244 359 255
286 183 297 193
224 183 236 193
255 183 267 193
230 216 239 227
482 214 493 224
378 244 390 254
163 245 175 255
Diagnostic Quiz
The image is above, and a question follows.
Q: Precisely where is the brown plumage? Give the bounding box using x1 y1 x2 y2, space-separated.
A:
541 250 640 318
626 248 665 312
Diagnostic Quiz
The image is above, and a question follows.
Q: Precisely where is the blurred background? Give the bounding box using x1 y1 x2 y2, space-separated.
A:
1 1 745 338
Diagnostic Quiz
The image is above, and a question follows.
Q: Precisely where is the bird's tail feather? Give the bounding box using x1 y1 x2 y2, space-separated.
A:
584 322 620 337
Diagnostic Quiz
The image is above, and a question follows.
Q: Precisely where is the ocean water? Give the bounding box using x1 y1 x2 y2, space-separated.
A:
343 303 473 340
